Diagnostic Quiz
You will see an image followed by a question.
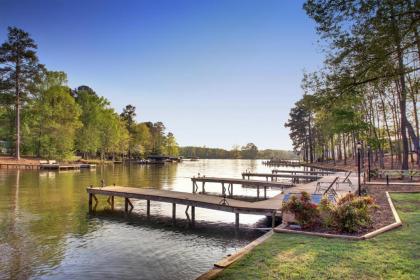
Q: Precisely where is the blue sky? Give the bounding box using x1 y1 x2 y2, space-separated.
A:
0 0 323 150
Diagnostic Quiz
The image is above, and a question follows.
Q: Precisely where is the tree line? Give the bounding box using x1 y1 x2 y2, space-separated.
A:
286 1 419 170
0 27 179 160
180 143 296 159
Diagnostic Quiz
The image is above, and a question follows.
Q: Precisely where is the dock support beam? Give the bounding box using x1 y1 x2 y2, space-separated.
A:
172 203 176 225
191 206 195 227
124 198 133 213
235 213 239 230
88 193 93 212
147 200 150 217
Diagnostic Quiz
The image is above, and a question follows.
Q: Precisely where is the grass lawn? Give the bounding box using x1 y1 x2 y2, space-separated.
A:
217 193 420 280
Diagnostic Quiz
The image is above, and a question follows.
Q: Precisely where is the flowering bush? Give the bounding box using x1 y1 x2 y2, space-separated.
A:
282 192 320 229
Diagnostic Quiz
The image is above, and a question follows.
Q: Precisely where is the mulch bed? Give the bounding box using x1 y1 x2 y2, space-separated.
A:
284 184 420 236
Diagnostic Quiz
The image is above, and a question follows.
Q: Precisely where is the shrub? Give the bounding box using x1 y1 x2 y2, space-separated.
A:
282 192 320 229
332 193 378 233
318 197 335 229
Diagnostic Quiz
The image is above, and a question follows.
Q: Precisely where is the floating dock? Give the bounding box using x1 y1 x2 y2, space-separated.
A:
191 176 293 199
87 186 283 229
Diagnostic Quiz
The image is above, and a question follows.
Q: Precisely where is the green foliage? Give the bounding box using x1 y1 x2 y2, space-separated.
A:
241 143 258 159
131 122 152 157
165 132 179 156
282 192 320 229
24 83 82 159
74 86 109 157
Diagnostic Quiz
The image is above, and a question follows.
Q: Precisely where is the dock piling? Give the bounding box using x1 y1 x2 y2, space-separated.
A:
272 211 276 228
235 213 239 230
147 200 150 217
88 193 93 212
172 203 176 225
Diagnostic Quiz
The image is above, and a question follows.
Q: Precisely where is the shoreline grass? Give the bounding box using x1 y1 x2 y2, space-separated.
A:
216 193 420 280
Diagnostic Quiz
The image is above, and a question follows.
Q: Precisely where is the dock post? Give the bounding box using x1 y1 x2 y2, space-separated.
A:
111 196 114 210
257 186 260 199
125 198 129 212
272 211 276 228
235 213 239 230
191 206 195 227
88 193 93 212
264 186 267 199
147 200 150 217
202 182 205 194
172 203 176 225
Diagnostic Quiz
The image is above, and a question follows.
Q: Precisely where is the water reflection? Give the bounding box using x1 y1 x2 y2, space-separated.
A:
0 160 299 279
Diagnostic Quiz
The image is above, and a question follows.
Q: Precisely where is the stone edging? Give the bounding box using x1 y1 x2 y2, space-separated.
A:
274 191 403 240
196 230 273 280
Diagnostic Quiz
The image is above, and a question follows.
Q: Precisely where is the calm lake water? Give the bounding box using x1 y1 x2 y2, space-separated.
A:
0 159 297 279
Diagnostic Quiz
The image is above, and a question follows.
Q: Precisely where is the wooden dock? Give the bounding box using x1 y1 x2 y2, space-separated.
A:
242 172 321 183
0 163 39 169
271 169 334 175
40 163 96 170
191 177 293 199
40 164 81 170
263 160 303 167
87 186 283 229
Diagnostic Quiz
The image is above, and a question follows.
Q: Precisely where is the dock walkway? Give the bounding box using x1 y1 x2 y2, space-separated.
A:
271 169 334 175
242 172 321 183
191 176 293 199
87 186 282 228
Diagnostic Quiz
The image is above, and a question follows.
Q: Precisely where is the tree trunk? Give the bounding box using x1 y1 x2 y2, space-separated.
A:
15 62 21 160
391 10 409 170
308 115 314 163
379 90 394 169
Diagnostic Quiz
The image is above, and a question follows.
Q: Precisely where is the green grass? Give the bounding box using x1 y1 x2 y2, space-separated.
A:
217 193 420 280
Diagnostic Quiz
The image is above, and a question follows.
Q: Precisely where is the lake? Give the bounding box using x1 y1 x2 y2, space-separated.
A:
0 159 296 279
